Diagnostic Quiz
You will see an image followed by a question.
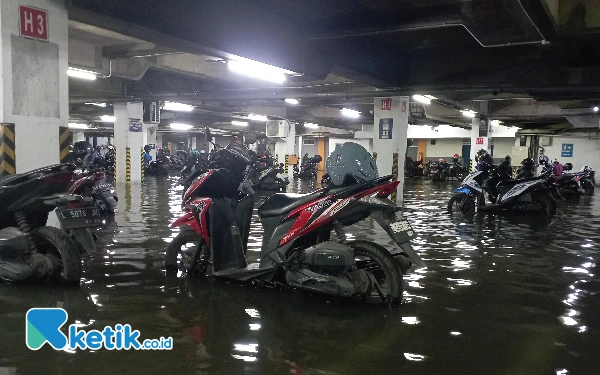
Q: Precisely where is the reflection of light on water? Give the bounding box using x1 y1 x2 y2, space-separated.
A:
559 309 579 326
404 353 426 361
245 309 260 318
401 316 420 325
447 278 473 286
555 369 569 375
232 354 257 362
249 324 261 331
450 331 461 336
234 343 258 353
578 325 587 333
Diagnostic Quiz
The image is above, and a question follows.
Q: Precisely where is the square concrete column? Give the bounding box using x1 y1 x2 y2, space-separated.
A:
146 124 157 160
190 136 197 150
114 102 145 184
0 0 69 173
470 117 493 170
373 96 409 204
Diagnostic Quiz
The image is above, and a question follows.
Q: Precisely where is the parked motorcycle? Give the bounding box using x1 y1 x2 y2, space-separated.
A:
447 155 468 180
0 164 104 283
448 161 556 216
515 158 536 179
429 159 449 181
253 157 288 191
70 150 118 216
166 141 422 306
404 157 423 178
293 155 322 179
562 163 595 196
538 157 584 198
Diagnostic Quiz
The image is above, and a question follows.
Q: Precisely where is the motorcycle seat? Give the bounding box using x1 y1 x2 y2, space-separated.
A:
497 176 541 188
0 164 75 187
259 190 327 217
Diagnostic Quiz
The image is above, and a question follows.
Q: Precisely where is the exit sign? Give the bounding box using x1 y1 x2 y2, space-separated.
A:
381 98 392 111
19 5 48 41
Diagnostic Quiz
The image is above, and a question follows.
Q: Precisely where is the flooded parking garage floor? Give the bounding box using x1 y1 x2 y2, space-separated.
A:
1 176 599 375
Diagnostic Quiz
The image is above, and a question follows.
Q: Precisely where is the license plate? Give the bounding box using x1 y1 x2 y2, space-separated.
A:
56 207 103 230
390 219 415 238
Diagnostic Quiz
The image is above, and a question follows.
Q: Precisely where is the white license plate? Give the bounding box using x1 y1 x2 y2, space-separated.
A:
390 219 414 237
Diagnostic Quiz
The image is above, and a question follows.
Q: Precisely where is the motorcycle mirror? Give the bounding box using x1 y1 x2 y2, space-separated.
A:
244 132 257 145
204 127 212 142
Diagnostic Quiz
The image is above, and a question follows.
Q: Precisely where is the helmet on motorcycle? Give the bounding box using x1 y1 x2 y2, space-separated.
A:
326 142 378 186
453 154 459 162
538 155 549 166
563 162 573 171
475 149 488 163
521 158 535 168
438 158 445 163
505 155 511 162
144 145 151 153
223 142 254 164
72 141 93 158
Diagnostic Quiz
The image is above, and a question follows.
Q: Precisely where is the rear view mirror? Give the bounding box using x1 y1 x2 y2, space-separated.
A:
204 127 212 142
244 132 257 145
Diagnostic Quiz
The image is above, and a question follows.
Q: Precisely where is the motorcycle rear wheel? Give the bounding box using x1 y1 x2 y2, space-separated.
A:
347 240 403 306
534 192 556 215
448 193 475 215
33 226 82 284
165 229 209 275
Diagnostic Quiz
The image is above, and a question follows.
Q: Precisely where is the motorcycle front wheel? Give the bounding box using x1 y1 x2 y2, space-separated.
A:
165 229 209 276
347 240 403 306
533 192 557 215
448 193 476 215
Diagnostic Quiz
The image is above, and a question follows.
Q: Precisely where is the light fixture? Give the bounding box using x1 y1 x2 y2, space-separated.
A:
593 106 599 112
100 115 116 122
163 102 194 112
285 98 299 105
247 114 268 121
67 67 97 80
169 123 193 131
341 108 360 118
304 123 319 128
85 102 106 107
460 110 476 118
68 123 89 129
232 121 249 126
412 95 431 105
228 59 287 84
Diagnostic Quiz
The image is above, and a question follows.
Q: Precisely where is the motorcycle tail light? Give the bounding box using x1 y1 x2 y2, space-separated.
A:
94 172 106 180
377 180 400 198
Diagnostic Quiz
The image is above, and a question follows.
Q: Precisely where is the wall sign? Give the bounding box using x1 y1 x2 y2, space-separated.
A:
409 103 426 119
129 119 142 132
379 118 393 139
147 144 156 149
19 6 48 41
478 120 488 137
476 137 484 145
401 100 407 113
381 98 392 111
561 143 573 157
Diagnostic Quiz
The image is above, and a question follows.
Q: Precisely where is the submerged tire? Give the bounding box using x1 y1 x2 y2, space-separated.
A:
347 240 403 305
165 229 207 275
33 226 82 284
534 192 556 215
447 193 475 215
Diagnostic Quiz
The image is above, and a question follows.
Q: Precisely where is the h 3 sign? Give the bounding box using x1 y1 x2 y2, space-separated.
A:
19 5 48 41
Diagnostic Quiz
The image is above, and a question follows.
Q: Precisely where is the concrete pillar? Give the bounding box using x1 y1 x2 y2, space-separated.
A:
470 117 493 169
72 132 85 143
0 0 69 173
156 133 163 149
114 102 145 184
190 136 197 150
373 96 409 204
146 125 157 159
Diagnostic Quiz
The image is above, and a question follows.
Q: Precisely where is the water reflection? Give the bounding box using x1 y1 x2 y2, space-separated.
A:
0 176 597 374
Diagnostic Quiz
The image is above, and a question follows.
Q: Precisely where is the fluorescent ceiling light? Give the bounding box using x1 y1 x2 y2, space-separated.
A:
461 110 476 118
412 95 431 105
594 106 599 112
490 120 503 126
68 123 89 129
285 98 299 105
100 115 116 122
304 123 319 128
163 101 194 112
228 59 287 84
232 121 249 126
341 108 360 118
85 102 106 107
247 114 268 121
67 67 97 80
169 123 193 130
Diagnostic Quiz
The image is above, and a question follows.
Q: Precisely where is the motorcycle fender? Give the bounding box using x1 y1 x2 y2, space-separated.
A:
172 212 202 235
372 212 424 267
453 186 471 195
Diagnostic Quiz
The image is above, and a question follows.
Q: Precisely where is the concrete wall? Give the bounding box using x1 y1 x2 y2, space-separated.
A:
541 136 600 171
301 137 319 158
424 138 464 159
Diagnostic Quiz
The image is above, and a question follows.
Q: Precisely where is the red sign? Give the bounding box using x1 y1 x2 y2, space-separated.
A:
476 137 484 145
19 6 48 41
381 98 392 111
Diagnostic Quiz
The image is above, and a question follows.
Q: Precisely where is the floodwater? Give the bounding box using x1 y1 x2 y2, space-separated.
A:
1 175 599 375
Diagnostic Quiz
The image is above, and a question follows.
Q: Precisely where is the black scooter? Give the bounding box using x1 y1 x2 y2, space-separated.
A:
0 164 103 283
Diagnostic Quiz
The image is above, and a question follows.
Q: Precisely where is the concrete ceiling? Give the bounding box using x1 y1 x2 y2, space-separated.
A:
65 0 600 136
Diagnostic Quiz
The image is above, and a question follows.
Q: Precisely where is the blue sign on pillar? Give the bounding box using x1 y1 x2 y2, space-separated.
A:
379 118 393 139
561 143 574 157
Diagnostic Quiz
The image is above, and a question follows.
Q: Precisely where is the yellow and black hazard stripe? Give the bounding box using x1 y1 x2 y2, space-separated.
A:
59 127 72 163
275 154 279 164
391 152 399 202
0 124 16 175
113 148 117 185
372 152 377 161
125 147 131 183
141 148 145 183
284 154 289 173
469 159 473 173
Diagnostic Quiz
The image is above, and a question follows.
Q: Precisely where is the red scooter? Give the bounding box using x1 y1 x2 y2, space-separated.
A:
166 140 422 306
